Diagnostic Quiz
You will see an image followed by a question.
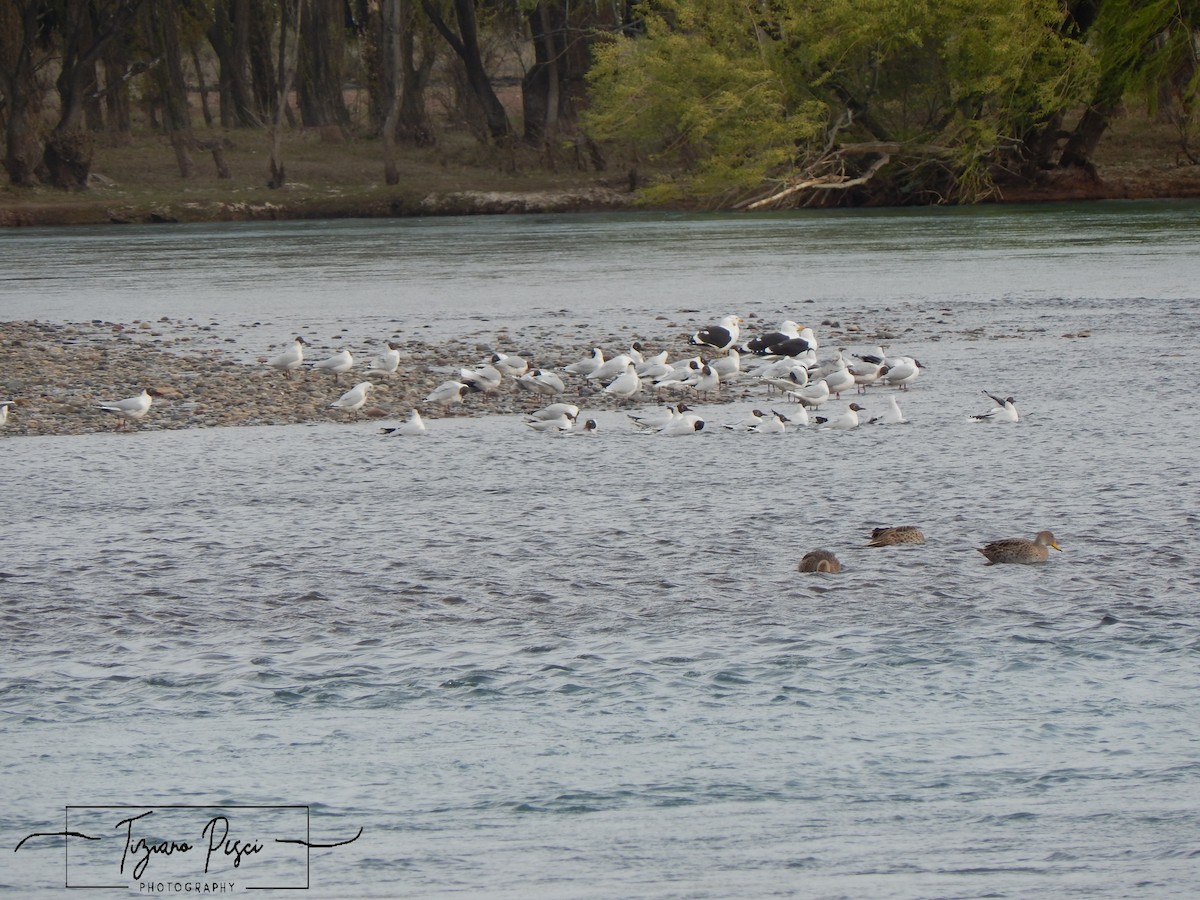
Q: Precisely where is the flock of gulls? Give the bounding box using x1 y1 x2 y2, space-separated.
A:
3 313 1057 568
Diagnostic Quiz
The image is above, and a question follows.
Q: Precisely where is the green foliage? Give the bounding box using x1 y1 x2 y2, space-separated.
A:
585 0 1101 204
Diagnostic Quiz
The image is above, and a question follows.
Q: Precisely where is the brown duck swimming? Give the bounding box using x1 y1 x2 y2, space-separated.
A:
977 530 1061 565
866 525 925 546
799 549 841 573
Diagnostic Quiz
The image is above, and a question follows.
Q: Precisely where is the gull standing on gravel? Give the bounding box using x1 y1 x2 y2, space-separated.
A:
603 363 642 402
267 336 307 379
97 389 153 430
518 369 566 396
367 341 402 375
330 381 375 416
313 349 354 382
425 381 469 408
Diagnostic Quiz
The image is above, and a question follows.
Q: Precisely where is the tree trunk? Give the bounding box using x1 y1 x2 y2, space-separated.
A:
248 0 279 123
44 0 146 190
381 0 402 184
398 0 435 144
297 0 350 135
147 0 195 178
208 0 260 127
522 3 560 146
0 0 44 186
1059 68 1126 175
269 0 302 188
420 0 511 142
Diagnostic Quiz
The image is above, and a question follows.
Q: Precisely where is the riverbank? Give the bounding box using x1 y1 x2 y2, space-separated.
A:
3 113 1199 227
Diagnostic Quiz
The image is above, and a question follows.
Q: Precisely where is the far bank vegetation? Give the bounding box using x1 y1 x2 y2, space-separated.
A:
1 0 1198 208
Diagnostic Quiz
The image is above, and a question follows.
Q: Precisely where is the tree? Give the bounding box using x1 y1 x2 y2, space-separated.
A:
297 0 351 135
420 0 511 142
145 0 195 177
268 0 302 187
0 0 46 186
584 0 1099 206
43 0 147 190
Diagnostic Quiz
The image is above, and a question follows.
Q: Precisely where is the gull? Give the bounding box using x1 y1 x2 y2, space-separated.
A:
723 409 768 432
871 396 907 425
330 381 375 416
528 402 580 421
0 400 14 427
636 349 670 375
565 418 599 435
855 345 888 367
381 409 426 436
628 342 646 365
759 360 809 394
603 363 642 402
970 392 1019 423
751 412 789 434
518 369 566 396
425 380 469 408
588 353 635 382
313 349 354 382
689 314 742 352
659 416 706 436
525 413 576 432
267 336 308 379
823 363 855 399
785 404 810 427
850 360 887 392
744 320 801 354
690 364 720 399
629 402 690 430
817 402 866 430
460 364 503 393
786 378 830 409
707 348 741 380
489 352 529 377
97 389 153 430
367 341 402 375
564 348 605 378
884 357 924 390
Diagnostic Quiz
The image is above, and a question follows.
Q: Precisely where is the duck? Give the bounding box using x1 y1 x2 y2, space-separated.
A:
267 336 308 379
866 525 926 546
799 549 841 573
977 530 1061 565
96 389 153 430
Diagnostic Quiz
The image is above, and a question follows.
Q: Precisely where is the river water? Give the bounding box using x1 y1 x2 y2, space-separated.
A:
3 202 1199 898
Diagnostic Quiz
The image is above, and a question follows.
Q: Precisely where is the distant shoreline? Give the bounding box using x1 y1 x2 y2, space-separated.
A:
4 162 1200 229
